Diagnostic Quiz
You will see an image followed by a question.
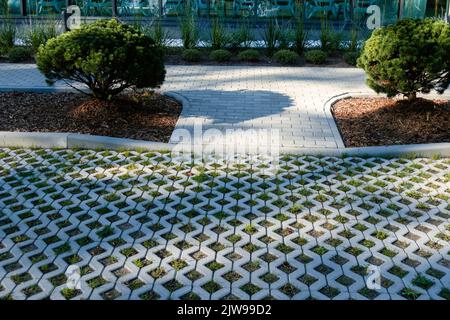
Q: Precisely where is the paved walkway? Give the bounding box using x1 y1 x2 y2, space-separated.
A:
0 149 449 300
0 64 370 151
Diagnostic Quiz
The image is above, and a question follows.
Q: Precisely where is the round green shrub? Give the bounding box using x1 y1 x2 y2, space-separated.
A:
343 51 359 66
182 49 202 62
357 18 450 100
305 50 327 64
36 19 165 100
237 49 260 62
273 49 299 65
8 46 32 63
209 49 232 62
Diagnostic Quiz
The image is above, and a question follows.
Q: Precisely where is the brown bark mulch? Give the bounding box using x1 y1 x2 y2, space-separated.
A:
0 92 182 142
332 97 450 147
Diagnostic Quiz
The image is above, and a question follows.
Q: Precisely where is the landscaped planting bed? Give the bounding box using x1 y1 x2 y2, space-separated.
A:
164 48 352 67
0 48 353 68
0 92 182 142
332 97 450 147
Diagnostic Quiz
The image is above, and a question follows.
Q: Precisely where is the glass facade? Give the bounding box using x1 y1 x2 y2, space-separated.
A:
1 0 449 22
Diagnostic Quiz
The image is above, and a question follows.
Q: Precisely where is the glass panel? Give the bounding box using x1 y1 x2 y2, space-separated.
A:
162 0 184 16
402 0 426 18
27 0 66 15
304 0 344 20
233 0 257 17
425 0 447 17
379 0 399 25
74 0 113 16
1 0 22 14
117 0 160 16
257 0 297 18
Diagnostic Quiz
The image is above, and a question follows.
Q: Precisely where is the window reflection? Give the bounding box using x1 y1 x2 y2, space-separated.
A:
1 0 448 29
2 0 22 14
27 0 66 14
118 0 160 16
73 0 112 16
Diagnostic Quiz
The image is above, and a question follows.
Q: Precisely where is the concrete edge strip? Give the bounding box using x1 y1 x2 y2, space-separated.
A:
1 131 449 158
0 86 80 93
323 92 350 149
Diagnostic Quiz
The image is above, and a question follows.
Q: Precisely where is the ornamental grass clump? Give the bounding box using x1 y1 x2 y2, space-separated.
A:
36 19 165 101
357 18 450 101
23 18 59 54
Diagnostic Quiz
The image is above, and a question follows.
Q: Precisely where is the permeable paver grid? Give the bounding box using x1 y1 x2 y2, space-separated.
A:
0 149 449 300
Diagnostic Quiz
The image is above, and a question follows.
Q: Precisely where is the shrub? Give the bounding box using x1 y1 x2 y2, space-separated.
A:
305 50 327 64
343 51 359 66
209 49 232 62
237 49 260 62
357 18 450 100
8 46 32 62
273 49 299 65
36 19 165 100
182 48 202 62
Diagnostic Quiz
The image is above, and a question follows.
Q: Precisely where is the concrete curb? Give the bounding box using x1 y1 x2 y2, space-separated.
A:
282 143 450 157
0 131 176 151
1 131 449 157
0 131 69 148
67 133 174 151
0 86 81 93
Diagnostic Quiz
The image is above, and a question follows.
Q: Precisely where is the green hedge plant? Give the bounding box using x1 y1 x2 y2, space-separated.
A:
305 50 327 64
36 19 165 100
357 18 450 101
343 51 359 66
273 49 299 65
8 46 32 62
237 49 260 62
210 49 232 62
182 48 202 62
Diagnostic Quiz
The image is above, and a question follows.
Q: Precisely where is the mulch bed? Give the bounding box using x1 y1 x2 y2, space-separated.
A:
0 91 182 142
332 97 450 147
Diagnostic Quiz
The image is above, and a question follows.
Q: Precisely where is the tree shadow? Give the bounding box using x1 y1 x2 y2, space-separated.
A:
174 89 297 126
